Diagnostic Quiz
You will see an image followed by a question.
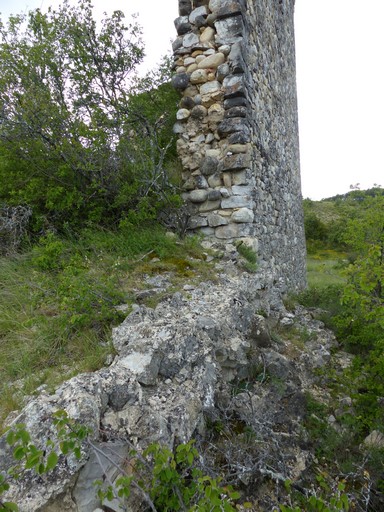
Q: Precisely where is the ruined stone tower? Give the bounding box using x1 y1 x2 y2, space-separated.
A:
172 0 306 290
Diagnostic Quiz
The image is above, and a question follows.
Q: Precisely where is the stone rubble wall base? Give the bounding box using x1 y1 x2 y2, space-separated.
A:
172 0 307 290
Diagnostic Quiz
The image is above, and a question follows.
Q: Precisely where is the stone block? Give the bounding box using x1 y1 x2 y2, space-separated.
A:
218 117 249 137
224 96 247 109
190 189 208 203
200 26 215 43
225 106 247 118
179 0 192 16
215 223 252 239
207 103 225 123
231 207 254 223
232 185 253 195
190 69 209 84
217 63 230 82
221 152 251 171
228 41 246 73
200 80 222 96
208 173 222 188
183 32 200 48
199 199 221 212
172 73 190 91
214 16 244 44
190 105 208 119
197 52 225 69
223 74 245 98
216 1 243 20
228 130 251 143
207 189 222 200
174 16 192 35
208 213 228 227
201 156 219 176
221 195 252 208
176 108 191 120
195 175 209 189
189 6 208 24
188 215 208 228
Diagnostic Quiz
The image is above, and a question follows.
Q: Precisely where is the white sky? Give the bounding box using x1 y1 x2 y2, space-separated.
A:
1 0 383 200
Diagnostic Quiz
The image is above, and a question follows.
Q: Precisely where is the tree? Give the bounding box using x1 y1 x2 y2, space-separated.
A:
0 0 178 229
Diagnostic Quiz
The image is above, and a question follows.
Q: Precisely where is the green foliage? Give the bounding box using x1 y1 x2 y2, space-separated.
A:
0 0 179 230
1 414 241 512
280 477 351 511
0 225 214 426
235 241 258 272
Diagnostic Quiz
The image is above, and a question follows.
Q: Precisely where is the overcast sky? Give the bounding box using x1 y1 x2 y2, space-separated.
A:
1 0 383 200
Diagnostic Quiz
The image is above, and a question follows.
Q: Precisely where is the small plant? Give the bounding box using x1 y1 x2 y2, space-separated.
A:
1 413 242 511
235 241 258 273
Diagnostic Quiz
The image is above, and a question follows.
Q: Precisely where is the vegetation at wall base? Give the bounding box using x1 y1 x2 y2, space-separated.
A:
0 224 215 428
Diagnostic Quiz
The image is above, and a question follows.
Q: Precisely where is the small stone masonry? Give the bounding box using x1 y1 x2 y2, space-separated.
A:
172 0 306 290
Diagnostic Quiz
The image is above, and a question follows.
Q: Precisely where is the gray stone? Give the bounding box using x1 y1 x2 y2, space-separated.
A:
190 189 208 203
190 105 208 119
189 6 208 24
208 173 223 188
224 96 247 109
221 196 252 208
183 32 200 48
231 208 254 223
225 106 247 118
201 156 219 176
218 117 250 137
223 74 245 98
179 0 192 15
197 52 225 69
217 63 231 82
172 73 190 91
207 213 228 227
174 16 192 35
188 215 208 228
207 189 222 201
215 223 251 239
180 96 195 109
228 41 246 73
221 153 251 172
200 80 222 96
176 108 191 120
228 130 251 144
190 68 209 84
199 199 221 212
195 175 209 189
214 16 244 44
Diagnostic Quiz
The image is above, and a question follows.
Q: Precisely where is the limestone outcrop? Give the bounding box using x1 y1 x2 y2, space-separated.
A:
1 256 346 511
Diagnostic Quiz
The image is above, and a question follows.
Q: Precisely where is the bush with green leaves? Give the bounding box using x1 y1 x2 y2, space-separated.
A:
0 0 179 230
1 412 241 512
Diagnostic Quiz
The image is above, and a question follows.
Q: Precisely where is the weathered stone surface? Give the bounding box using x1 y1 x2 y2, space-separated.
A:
200 26 215 44
224 96 247 109
225 106 247 118
223 74 245 98
228 41 246 73
172 0 307 291
183 32 200 48
201 156 219 176
174 16 191 35
207 213 228 227
214 16 244 44
221 195 252 209
179 0 192 15
180 96 195 109
231 207 254 223
221 152 251 171
188 215 208 228
199 199 221 212
189 189 208 203
172 73 190 91
189 6 208 25
218 117 249 137
197 52 225 69
215 223 251 238
190 68 208 84
176 108 191 120
190 105 208 119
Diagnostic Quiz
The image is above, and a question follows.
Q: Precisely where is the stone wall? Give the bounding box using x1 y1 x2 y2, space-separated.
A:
172 0 307 290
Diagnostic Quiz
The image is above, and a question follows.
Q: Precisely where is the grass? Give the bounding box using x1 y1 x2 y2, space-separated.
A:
306 249 347 288
0 224 217 428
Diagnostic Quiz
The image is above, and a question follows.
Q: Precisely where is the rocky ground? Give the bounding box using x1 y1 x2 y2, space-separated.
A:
0 246 362 511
